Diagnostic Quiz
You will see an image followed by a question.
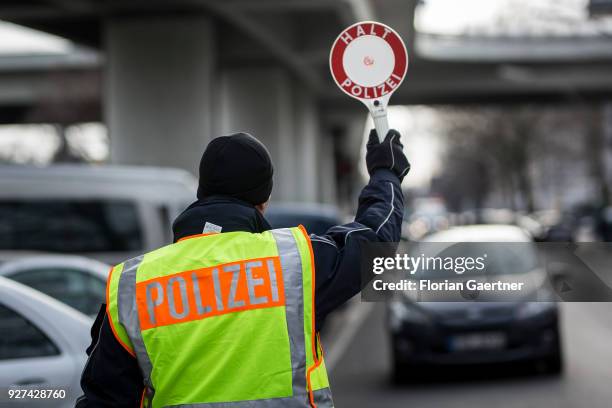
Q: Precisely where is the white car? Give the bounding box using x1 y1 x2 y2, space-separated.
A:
0 255 110 317
0 164 197 264
0 276 91 408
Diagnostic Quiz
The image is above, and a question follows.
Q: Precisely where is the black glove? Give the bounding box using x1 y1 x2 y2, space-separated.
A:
366 129 410 181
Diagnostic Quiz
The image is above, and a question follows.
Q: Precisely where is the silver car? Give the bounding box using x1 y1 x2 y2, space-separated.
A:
0 276 91 408
0 255 110 317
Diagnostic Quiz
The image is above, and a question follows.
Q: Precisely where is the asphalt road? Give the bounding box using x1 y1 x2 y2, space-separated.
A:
324 302 612 408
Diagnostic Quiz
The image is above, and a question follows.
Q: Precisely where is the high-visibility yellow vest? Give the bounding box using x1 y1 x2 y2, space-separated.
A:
106 226 333 408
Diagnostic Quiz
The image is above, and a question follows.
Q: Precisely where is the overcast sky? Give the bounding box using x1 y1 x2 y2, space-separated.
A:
416 0 612 37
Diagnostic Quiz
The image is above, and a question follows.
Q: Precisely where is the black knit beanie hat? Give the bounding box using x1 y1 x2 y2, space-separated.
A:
197 133 274 205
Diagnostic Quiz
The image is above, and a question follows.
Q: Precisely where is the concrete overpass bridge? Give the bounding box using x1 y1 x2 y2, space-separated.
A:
1 0 612 203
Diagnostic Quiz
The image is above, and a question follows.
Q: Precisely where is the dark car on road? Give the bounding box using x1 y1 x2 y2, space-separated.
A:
265 202 342 236
387 225 562 381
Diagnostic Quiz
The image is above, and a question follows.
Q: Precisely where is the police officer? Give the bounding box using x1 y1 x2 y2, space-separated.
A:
77 129 409 408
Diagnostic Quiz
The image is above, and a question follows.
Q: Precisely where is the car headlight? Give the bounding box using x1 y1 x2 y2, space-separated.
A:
388 301 430 331
516 302 556 319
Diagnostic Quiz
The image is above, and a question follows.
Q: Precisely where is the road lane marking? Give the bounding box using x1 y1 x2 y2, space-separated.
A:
324 298 376 372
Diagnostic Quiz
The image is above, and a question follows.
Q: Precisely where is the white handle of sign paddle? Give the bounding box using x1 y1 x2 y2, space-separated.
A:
373 114 389 142
370 103 389 142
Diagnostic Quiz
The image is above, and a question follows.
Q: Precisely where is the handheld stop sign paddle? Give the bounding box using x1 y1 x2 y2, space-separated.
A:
330 21 408 142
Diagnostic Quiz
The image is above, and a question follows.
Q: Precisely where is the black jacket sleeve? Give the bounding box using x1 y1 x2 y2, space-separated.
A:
312 169 404 326
75 305 144 408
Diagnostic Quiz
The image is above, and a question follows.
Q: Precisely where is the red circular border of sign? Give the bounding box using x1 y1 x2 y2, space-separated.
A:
330 21 408 100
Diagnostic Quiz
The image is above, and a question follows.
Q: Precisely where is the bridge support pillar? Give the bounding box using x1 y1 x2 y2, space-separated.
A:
105 16 215 175
218 67 334 203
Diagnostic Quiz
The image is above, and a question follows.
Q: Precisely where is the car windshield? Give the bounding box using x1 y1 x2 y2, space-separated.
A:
10 267 106 316
0 200 143 252
410 241 539 277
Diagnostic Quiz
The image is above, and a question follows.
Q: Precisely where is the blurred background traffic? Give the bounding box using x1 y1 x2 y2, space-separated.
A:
0 0 611 407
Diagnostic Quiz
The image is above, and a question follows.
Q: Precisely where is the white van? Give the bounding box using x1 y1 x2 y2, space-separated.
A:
0 165 196 264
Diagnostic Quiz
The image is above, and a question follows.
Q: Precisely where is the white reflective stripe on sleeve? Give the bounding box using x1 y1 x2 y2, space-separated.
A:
375 182 395 234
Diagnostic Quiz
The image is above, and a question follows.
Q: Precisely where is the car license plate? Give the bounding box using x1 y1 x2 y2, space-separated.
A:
448 332 507 352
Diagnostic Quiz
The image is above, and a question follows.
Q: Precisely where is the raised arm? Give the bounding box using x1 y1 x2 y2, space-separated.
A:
312 129 409 327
